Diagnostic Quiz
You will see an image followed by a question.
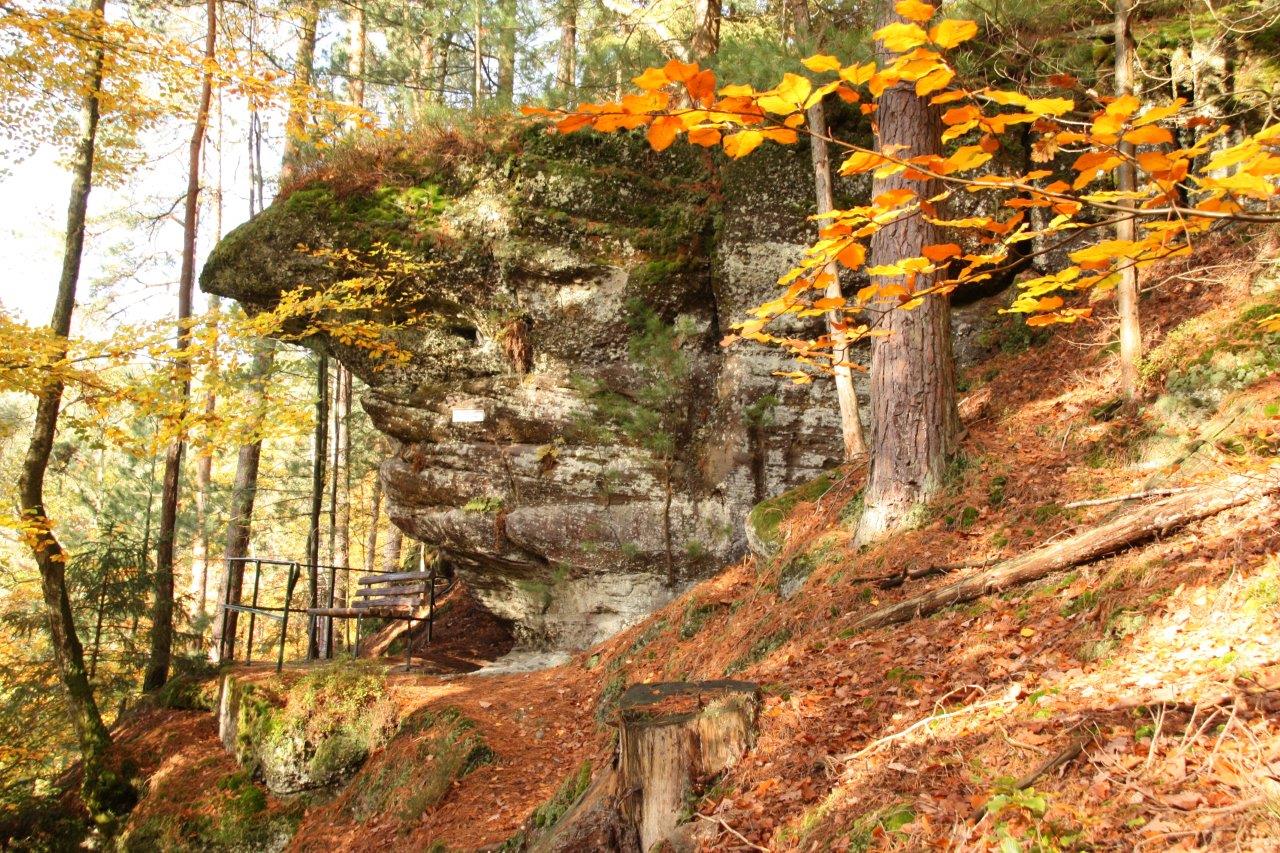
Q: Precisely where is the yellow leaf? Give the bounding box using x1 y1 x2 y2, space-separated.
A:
895 0 937 23
802 54 842 73
719 84 755 97
930 18 978 49
940 144 991 174
916 66 954 96
775 73 812 107
647 115 682 151
840 150 886 174
633 67 669 91
839 62 878 86
982 89 1030 106
723 130 765 158
1025 97 1074 117
874 21 929 53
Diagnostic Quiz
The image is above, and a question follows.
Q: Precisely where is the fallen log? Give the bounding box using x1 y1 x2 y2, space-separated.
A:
850 472 1279 633
1062 486 1196 509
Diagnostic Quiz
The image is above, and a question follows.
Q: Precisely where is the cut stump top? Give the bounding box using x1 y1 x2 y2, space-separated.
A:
619 680 759 727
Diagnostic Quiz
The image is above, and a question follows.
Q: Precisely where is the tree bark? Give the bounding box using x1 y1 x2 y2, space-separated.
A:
556 0 577 96
189 294 219 632
1114 0 1141 400
334 367 352 611
212 340 275 663
854 0 959 545
851 473 1279 632
383 522 403 572
472 0 484 106
145 0 217 692
17 0 118 816
364 467 382 574
280 0 320 186
788 0 866 461
497 0 517 105
691 0 721 61
348 0 367 110
307 354 329 659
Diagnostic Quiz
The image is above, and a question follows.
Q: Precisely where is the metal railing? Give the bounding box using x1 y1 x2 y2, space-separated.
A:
218 555 447 672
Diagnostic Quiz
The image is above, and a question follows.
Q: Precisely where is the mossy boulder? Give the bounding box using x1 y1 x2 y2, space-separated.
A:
220 665 397 795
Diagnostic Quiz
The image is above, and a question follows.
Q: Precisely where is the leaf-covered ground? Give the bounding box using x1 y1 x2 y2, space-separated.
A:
119 229 1280 850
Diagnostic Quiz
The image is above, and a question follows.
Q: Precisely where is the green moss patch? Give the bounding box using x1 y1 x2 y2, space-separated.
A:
748 473 836 557
345 706 493 823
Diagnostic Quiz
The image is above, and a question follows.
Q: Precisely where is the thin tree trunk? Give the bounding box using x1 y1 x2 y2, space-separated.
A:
212 340 274 663
497 0 517 105
189 294 219 632
556 0 577 96
348 0 367 110
417 31 440 113
855 0 959 544
1114 0 1141 400
364 470 382 573
17 0 119 816
280 0 320 186
789 0 866 460
307 354 329 659
691 0 720 60
472 0 484 106
334 368 352 575
145 0 217 692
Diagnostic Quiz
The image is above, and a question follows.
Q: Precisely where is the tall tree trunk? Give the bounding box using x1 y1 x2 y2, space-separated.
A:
1114 0 1141 400
497 0 517 105
307 354 329 659
348 0 366 110
280 0 320 186
212 340 274 663
364 469 382 573
472 0 484 106
382 523 403 572
556 0 577 95
691 0 720 60
145 0 217 692
416 30 440 113
855 0 959 544
334 368 351 574
788 0 866 460
17 0 131 820
189 294 219 633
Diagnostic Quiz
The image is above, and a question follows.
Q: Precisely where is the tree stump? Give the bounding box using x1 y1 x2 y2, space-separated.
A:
618 680 760 851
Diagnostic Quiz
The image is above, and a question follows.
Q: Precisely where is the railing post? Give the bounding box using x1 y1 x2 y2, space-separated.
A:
218 557 234 664
427 557 436 646
277 562 298 674
245 559 262 665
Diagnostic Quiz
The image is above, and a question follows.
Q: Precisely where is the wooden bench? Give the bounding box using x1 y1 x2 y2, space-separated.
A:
307 564 453 667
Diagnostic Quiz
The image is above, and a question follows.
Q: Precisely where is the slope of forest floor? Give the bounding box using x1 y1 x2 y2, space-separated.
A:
117 228 1280 851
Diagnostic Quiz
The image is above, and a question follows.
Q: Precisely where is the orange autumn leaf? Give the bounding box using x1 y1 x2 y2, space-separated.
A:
922 243 962 262
632 67 669 91
647 115 682 151
1122 125 1173 145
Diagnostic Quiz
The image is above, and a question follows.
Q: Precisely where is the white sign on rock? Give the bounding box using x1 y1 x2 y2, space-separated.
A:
451 408 486 423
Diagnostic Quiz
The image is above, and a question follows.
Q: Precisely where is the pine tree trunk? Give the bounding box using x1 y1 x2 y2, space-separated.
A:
280 0 320 186
556 0 577 95
364 469 382 574
788 0 866 460
497 0 517 105
691 0 721 60
348 1 366 110
212 340 274 663
1114 0 1141 400
145 0 216 692
383 524 403 573
855 0 959 545
307 355 329 659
